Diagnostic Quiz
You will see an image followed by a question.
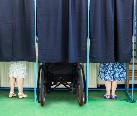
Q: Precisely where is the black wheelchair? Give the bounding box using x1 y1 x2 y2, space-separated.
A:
37 63 86 106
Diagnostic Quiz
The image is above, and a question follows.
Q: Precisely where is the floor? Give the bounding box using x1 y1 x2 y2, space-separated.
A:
0 90 137 116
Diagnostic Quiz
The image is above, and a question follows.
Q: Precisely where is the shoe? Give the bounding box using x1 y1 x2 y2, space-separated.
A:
104 95 111 99
111 95 117 99
9 92 16 98
18 93 27 99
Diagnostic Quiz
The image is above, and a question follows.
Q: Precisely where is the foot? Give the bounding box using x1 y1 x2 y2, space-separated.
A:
9 92 16 98
111 95 117 99
104 95 111 99
18 93 27 99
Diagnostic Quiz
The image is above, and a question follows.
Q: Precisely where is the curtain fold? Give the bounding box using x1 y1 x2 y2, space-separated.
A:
0 0 13 61
37 0 66 63
68 0 88 63
114 0 132 62
135 2 137 59
90 0 132 63
90 0 115 63
37 0 87 63
0 0 36 62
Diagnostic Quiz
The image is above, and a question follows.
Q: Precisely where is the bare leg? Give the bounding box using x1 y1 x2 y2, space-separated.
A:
105 81 111 95
112 81 117 96
17 78 27 98
10 77 16 93
17 78 24 93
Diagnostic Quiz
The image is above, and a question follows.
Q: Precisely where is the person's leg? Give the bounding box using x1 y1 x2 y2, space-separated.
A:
111 81 117 96
17 78 27 98
9 77 16 98
104 81 111 95
17 78 24 93
10 77 16 93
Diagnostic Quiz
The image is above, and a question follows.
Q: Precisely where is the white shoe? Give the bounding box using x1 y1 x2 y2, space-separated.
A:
18 93 27 99
9 92 16 98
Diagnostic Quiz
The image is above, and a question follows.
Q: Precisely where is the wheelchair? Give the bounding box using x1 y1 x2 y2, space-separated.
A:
37 63 86 106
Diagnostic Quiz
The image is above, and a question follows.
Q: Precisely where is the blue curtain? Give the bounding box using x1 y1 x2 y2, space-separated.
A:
114 0 132 62
69 0 88 63
37 0 87 63
90 0 132 63
0 0 36 62
136 1 137 58
37 0 67 63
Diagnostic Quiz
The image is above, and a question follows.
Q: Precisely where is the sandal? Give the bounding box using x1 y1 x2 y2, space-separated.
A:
9 92 16 98
18 93 27 99
111 95 117 99
104 95 111 99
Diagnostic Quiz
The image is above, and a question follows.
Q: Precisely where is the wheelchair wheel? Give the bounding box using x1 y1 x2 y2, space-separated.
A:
40 69 46 106
81 65 86 104
37 65 43 103
77 69 84 106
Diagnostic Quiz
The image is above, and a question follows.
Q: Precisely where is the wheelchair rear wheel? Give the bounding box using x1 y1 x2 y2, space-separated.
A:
81 65 87 104
37 65 43 103
77 69 84 106
40 69 47 106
